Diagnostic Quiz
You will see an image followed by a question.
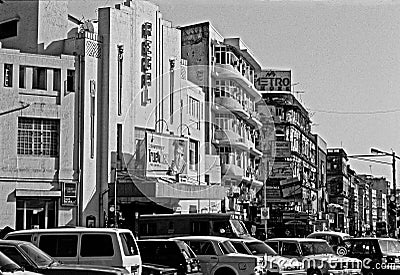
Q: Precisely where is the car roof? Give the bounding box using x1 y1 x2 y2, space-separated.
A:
229 238 263 243
347 237 397 241
308 231 351 237
6 227 132 234
0 239 29 245
171 236 231 242
267 238 328 242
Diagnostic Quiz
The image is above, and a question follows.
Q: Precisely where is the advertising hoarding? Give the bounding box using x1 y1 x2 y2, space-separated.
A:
269 161 293 179
271 140 291 158
146 132 188 177
256 70 291 91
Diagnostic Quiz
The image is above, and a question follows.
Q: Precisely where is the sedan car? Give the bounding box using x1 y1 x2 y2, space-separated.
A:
230 238 305 275
340 237 400 274
171 236 262 275
307 231 352 255
266 238 362 275
0 240 130 275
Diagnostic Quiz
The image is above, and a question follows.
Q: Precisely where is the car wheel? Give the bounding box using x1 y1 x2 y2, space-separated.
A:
214 267 235 275
307 269 322 275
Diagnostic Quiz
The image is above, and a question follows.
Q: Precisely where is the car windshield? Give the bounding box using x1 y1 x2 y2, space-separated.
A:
246 241 277 256
230 220 249 236
20 243 55 267
378 239 400 254
300 242 334 256
0 251 22 272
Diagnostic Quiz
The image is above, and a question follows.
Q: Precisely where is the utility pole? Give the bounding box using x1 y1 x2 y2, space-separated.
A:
392 151 397 237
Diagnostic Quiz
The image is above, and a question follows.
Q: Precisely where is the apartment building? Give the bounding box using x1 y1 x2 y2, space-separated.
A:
179 22 265 223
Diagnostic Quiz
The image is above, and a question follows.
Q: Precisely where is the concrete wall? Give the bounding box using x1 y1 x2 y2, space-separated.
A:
0 46 76 228
0 0 68 54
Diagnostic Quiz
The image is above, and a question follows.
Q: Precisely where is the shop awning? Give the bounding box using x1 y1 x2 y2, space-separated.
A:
15 189 61 197
112 176 226 201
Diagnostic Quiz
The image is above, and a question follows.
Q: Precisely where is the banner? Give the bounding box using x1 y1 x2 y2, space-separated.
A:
146 132 188 177
269 162 293 179
61 182 77 207
256 70 291 91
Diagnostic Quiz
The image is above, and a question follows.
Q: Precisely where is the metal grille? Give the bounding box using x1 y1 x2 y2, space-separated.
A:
86 40 101 58
17 118 59 156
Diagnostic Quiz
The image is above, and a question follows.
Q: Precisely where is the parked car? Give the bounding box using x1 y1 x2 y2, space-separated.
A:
0 239 132 275
266 238 362 275
171 236 262 275
340 237 400 274
307 231 351 255
230 238 305 275
137 239 201 275
0 250 43 275
4 227 142 275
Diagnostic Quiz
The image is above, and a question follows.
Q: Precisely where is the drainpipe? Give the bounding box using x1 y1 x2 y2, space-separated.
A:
77 54 85 226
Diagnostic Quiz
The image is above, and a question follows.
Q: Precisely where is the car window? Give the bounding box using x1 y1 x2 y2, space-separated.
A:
300 242 334 256
266 241 279 253
20 243 54 267
351 240 375 255
282 242 300 256
80 234 114 257
378 239 400 254
119 233 138 256
220 241 236 254
231 242 250 254
246 241 277 256
39 235 78 257
0 246 30 268
189 241 216 255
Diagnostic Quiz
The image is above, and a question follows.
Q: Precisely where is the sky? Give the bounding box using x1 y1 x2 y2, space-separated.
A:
69 0 400 184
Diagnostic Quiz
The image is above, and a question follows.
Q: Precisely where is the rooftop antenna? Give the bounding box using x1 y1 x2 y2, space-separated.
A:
291 82 305 102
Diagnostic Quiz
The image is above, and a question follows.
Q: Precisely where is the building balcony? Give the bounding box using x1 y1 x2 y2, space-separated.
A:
221 163 244 178
213 129 248 151
212 63 261 101
214 97 250 120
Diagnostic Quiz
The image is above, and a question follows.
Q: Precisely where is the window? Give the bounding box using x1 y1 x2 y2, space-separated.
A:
53 69 61 91
32 67 47 90
189 140 198 171
267 241 279 253
120 233 138 256
81 234 114 257
189 97 200 119
117 124 122 161
189 241 216 255
0 246 30 268
90 80 96 158
0 19 18 39
19 66 26 88
67 70 75 92
282 242 300 256
4 64 12 87
39 235 77 257
17 118 59 157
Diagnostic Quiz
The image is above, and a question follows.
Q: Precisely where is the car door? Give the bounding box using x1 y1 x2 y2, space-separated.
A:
186 240 219 275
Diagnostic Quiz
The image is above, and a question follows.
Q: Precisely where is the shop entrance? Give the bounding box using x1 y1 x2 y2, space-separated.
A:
16 198 57 230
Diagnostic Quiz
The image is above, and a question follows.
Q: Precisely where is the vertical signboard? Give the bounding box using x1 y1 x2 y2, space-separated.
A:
61 182 77 207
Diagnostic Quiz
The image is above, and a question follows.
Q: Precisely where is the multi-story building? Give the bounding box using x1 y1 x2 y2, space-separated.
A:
347 167 360 236
258 72 318 237
314 134 328 231
0 0 226 230
179 22 264 224
327 148 350 232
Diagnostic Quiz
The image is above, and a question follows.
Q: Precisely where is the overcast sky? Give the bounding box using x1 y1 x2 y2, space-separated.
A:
70 0 400 184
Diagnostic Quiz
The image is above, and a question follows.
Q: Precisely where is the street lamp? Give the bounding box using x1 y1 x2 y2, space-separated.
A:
371 147 399 237
177 123 191 137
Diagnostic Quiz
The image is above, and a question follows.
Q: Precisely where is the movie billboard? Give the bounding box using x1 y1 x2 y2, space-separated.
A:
146 132 188 177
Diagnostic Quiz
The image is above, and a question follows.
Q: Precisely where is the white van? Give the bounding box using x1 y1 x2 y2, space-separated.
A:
4 228 142 275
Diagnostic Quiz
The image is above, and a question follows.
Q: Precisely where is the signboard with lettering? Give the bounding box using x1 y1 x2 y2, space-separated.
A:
269 162 293 179
146 132 188 177
256 70 291 91
61 182 77 207
271 141 291 158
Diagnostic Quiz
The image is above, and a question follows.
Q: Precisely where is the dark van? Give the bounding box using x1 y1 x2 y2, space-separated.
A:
138 213 251 239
